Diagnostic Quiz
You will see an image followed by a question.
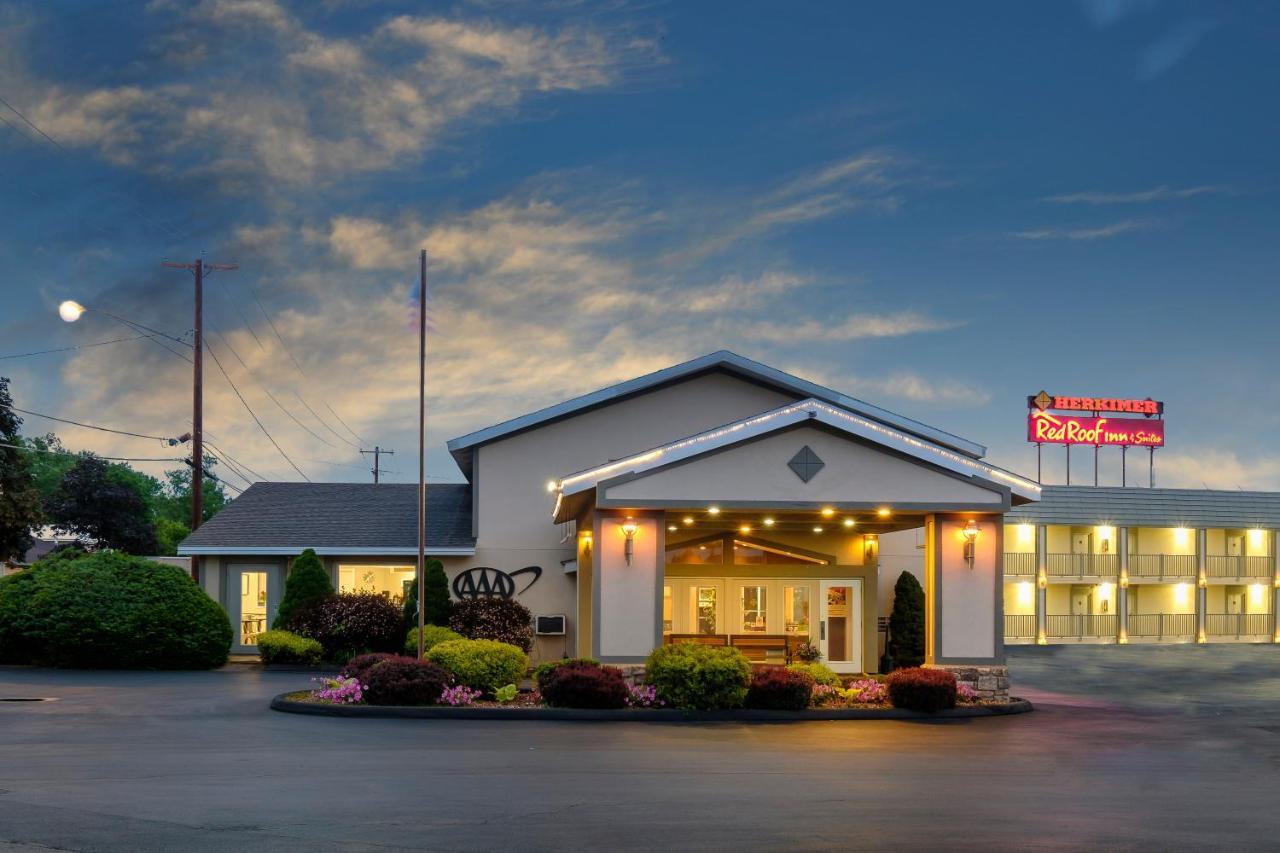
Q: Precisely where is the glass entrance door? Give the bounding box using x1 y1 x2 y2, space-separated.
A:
819 579 862 673
229 564 282 653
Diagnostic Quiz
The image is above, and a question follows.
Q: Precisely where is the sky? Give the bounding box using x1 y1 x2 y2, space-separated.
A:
0 0 1277 493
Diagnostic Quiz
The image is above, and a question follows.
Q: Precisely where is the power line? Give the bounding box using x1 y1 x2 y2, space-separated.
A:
294 393 359 450
0 441 183 464
252 290 307 377
324 401 366 445
0 333 154 360
203 438 270 484
0 402 182 443
0 94 68 151
203 341 310 482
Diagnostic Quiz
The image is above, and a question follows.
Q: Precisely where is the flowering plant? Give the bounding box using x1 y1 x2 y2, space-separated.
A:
956 683 979 703
809 684 843 707
312 676 364 705
846 679 887 704
441 684 483 706
792 641 823 663
625 683 665 708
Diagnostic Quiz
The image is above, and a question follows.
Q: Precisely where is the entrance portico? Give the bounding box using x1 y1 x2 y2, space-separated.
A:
553 397 1040 671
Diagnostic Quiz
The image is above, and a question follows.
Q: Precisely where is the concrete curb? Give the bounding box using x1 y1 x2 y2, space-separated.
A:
270 693 1034 721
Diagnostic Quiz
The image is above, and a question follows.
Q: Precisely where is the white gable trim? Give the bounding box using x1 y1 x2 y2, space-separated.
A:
552 398 1040 516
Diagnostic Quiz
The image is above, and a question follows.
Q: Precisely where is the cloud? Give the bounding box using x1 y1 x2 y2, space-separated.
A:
1044 185 1227 204
1009 219 1151 241
11 6 660 187
1156 449 1280 491
1078 0 1159 28
1138 18 1217 79
744 312 958 344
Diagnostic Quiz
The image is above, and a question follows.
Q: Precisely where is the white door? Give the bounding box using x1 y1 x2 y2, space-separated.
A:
819 579 863 674
1226 588 1245 615
1072 534 1092 554
1227 535 1243 557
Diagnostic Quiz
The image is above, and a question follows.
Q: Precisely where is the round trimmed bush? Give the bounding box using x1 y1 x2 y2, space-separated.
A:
644 644 752 710
786 662 842 688
284 592 404 663
885 667 957 712
0 551 231 669
362 657 451 706
257 629 323 665
341 652 401 684
425 638 528 695
404 624 464 657
745 667 815 711
447 598 534 652
540 661 628 709
534 657 601 692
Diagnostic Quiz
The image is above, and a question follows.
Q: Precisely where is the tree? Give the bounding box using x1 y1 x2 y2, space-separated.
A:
155 518 191 557
46 456 159 554
402 558 452 631
20 433 79 517
0 377 42 563
273 548 334 628
888 571 926 669
155 464 228 527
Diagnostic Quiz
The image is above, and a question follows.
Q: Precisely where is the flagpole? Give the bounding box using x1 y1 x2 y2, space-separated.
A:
416 249 427 660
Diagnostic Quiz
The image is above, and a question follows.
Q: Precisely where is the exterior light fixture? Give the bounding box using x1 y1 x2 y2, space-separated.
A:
59 300 86 323
961 519 980 567
762 517 775 527
1097 525 1114 554
668 525 677 532
864 534 877 559
842 518 855 529
682 516 694 526
877 507 891 518
579 530 592 555
621 518 638 565
813 526 824 534
740 524 752 534
821 507 835 518
707 506 720 516
545 480 558 493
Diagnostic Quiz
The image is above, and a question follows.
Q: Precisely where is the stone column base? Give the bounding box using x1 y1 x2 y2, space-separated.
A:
930 664 1010 703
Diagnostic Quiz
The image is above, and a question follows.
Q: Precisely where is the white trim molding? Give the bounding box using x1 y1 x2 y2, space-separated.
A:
178 546 477 557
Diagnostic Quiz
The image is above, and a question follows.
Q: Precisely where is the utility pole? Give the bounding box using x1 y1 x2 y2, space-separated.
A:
416 249 428 660
360 446 395 484
163 258 237 542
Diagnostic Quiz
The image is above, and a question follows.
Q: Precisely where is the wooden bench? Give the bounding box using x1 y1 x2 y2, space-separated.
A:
728 634 793 665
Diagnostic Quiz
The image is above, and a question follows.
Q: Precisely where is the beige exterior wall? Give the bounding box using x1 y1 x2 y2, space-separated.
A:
1128 527 1196 556
1003 580 1036 616
604 425 1002 507
1003 522 1036 554
1129 583 1196 614
929 514 1001 663
876 528 925 614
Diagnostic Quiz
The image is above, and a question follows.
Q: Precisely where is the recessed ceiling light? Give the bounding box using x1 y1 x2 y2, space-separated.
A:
682 516 694 525
762 517 775 527
813 526 824 534
821 507 835 517
708 506 720 516
843 518 855 528
877 507 891 518
740 524 752 534
668 525 677 532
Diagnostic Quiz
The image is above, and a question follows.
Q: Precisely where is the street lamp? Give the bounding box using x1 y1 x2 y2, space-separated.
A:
58 300 86 323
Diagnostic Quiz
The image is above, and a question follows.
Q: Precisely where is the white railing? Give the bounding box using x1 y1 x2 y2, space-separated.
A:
1129 554 1197 580
1205 556 1273 579
1045 614 1117 638
1004 614 1037 639
1003 552 1036 577
1127 613 1196 638
1205 613 1272 638
1045 554 1119 578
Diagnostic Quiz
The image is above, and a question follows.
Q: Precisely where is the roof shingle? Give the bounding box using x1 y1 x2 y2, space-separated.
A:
1008 486 1280 529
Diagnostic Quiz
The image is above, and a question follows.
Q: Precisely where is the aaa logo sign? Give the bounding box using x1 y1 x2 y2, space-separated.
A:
451 566 543 600
1028 411 1165 447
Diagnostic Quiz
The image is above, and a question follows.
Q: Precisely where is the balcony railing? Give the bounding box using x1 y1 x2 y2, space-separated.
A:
1129 554 1197 580
1045 553 1119 579
1127 613 1196 639
1045 614 1117 639
1003 552 1036 577
1205 555 1273 579
1205 613 1273 638
1004 614 1037 639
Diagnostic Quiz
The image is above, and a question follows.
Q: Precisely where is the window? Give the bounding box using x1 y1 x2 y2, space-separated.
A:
696 586 718 635
663 585 673 634
741 585 767 633
337 566 416 602
784 585 810 635
733 541 827 566
667 540 725 565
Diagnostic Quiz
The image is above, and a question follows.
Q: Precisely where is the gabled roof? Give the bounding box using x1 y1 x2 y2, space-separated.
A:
551 398 1039 522
447 350 986 479
1007 485 1280 529
178 482 474 556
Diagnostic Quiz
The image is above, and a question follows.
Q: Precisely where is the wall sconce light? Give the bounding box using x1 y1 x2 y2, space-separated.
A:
621 518 638 565
961 519 980 568
579 530 593 557
864 534 877 559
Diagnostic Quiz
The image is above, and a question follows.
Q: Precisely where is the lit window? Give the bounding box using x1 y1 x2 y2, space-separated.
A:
784 586 810 635
696 587 718 635
663 585 673 634
741 585 767 633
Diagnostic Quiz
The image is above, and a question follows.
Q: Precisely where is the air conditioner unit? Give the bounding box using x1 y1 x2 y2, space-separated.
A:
535 614 566 636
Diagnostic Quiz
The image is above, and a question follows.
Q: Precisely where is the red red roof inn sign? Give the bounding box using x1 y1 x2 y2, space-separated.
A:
1027 391 1165 485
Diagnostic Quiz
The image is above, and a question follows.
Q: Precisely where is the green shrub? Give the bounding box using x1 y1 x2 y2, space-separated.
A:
888 570 926 668
533 656 600 691
644 644 751 710
257 630 323 665
404 624 463 656
273 549 333 629
284 592 403 663
425 638 528 695
447 598 534 652
0 551 231 669
401 559 453 632
786 662 842 687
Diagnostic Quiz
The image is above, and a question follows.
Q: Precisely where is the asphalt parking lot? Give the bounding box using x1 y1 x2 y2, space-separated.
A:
1 645 1278 852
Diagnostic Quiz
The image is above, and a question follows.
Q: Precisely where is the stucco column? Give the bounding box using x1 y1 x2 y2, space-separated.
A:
1196 528 1207 643
591 509 665 663
1117 527 1129 643
1272 530 1279 644
1035 524 1048 644
926 514 1002 665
